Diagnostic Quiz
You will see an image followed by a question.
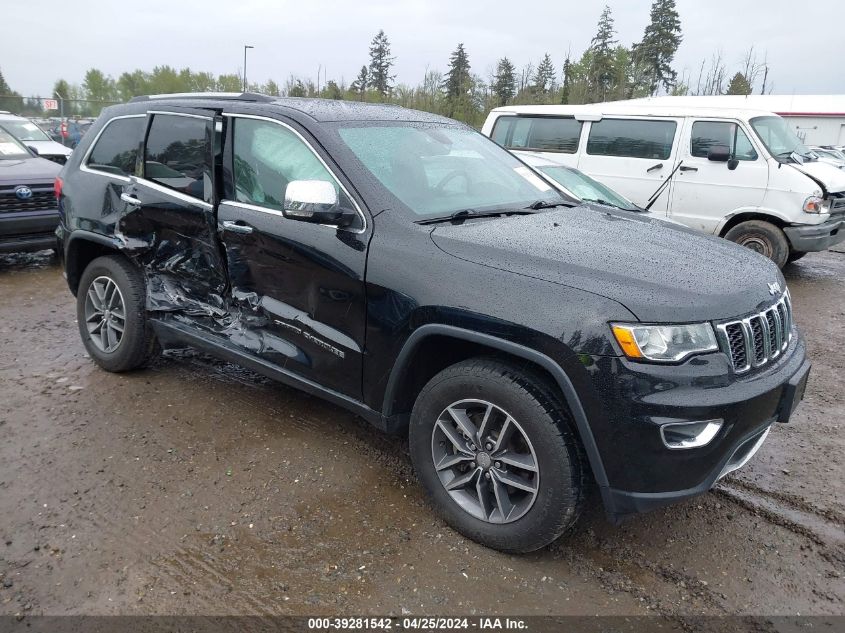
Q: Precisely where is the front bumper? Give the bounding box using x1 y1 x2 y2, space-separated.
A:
783 216 845 251
583 334 810 521
0 209 60 254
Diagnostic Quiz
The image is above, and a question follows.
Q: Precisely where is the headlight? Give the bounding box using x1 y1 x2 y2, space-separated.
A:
611 322 718 362
803 195 826 213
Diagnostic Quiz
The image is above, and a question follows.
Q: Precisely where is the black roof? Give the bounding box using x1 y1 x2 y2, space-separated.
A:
128 93 455 124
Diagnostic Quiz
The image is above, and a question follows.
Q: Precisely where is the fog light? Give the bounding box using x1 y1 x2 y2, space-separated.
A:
660 419 723 449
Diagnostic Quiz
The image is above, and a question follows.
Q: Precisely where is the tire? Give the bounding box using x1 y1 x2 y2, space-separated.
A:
76 254 158 372
409 358 587 553
724 220 790 268
787 250 808 263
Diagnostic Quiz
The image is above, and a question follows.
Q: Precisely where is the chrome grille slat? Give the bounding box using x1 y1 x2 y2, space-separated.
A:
0 191 56 213
718 293 792 374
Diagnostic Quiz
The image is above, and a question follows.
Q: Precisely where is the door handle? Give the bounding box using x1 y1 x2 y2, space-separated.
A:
646 163 664 173
221 220 254 235
120 193 142 206
679 166 698 172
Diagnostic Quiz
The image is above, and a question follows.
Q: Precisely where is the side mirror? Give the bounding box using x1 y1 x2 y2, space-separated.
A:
27 145 39 156
707 145 730 162
283 180 354 227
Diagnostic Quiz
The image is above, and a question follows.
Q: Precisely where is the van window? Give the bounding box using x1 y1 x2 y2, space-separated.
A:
491 116 582 153
144 114 212 202
691 121 757 161
86 116 145 177
586 119 677 160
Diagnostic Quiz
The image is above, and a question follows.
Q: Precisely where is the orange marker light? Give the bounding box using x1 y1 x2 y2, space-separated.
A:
611 325 644 359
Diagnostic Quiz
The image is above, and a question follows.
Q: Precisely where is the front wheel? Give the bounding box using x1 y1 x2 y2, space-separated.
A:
724 220 789 268
76 255 158 372
409 358 587 553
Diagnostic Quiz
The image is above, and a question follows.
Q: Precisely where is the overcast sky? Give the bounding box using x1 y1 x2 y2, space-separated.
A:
4 0 844 98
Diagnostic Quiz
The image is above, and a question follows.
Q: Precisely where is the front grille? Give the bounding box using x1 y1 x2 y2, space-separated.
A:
717 293 792 374
0 190 56 213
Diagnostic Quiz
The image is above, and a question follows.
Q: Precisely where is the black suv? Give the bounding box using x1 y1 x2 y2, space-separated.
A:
56 94 810 553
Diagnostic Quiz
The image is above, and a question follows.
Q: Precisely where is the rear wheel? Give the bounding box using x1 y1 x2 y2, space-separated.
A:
724 220 789 268
409 358 587 553
76 255 158 372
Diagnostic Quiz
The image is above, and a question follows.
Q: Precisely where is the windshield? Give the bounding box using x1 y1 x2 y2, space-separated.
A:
335 123 564 218
0 120 50 142
0 128 31 160
536 165 637 211
750 116 810 161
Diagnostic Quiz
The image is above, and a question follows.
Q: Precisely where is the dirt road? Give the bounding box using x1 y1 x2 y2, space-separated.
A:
0 249 843 620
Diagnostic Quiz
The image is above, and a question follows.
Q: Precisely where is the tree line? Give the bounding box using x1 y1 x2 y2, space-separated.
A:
1 1 773 127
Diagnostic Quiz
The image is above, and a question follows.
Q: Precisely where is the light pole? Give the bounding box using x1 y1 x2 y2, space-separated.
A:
243 45 254 92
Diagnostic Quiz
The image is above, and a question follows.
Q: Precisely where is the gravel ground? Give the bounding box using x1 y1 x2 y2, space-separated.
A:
0 248 842 621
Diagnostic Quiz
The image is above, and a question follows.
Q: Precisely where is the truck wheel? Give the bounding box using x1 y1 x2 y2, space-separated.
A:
787 251 808 264
409 358 587 553
724 220 789 268
76 255 158 372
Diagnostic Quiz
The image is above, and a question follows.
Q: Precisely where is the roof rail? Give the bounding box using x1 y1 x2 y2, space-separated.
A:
129 92 276 103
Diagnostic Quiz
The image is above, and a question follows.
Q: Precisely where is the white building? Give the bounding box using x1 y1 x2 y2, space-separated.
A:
621 95 845 146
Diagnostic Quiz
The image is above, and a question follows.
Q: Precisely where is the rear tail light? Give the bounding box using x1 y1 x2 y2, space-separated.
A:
54 176 63 199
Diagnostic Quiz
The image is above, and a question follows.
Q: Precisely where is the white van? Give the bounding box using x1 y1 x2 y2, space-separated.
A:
482 103 845 267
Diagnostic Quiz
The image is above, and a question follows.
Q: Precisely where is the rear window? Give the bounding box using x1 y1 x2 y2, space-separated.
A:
144 114 212 202
586 119 677 160
491 116 582 153
86 116 145 177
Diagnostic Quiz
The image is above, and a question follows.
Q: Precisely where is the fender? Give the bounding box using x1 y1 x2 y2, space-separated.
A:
382 324 611 496
714 207 793 236
64 229 123 293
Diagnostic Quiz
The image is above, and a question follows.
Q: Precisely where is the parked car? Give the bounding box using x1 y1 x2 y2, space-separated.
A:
0 127 62 253
808 146 845 169
518 152 644 212
0 112 73 164
482 103 845 268
56 94 810 553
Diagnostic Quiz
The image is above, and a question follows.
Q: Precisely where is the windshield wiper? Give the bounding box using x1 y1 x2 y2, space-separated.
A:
525 200 567 210
416 208 535 225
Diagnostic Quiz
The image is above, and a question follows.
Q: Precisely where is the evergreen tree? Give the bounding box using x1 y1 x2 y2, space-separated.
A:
367 30 395 99
726 72 752 95
443 43 471 99
264 79 281 96
0 69 23 113
632 0 682 95
443 44 473 120
560 56 572 104
587 6 618 102
350 66 369 101
492 57 516 107
532 53 557 99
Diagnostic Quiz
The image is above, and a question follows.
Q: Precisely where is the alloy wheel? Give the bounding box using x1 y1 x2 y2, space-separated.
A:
431 399 539 524
84 275 126 353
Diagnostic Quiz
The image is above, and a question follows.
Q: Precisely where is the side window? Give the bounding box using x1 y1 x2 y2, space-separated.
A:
491 116 581 153
86 117 144 177
586 119 677 160
232 118 342 211
144 114 212 202
691 121 758 161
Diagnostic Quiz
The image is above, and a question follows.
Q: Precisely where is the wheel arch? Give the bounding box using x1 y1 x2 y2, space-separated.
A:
65 231 124 296
717 210 790 238
382 324 610 491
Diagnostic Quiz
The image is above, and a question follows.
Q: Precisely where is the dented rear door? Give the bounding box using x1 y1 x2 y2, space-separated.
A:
119 108 229 316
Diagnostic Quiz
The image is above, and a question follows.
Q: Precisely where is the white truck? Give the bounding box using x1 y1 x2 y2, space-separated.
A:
482 102 845 267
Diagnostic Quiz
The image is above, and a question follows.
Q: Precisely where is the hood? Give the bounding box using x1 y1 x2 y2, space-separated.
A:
0 156 62 183
430 206 783 323
25 139 72 157
790 160 845 194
